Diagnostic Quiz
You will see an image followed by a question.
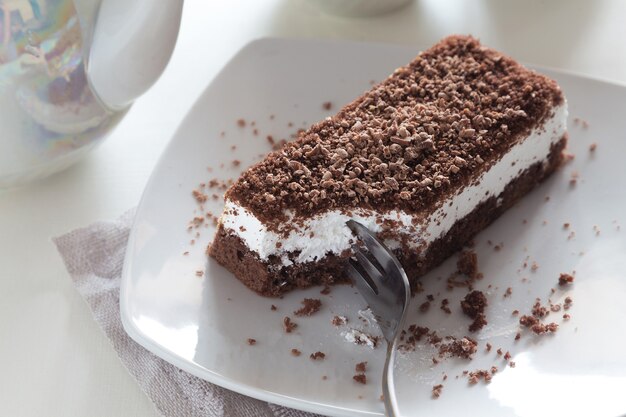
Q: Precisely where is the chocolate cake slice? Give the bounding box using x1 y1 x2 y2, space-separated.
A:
209 35 567 296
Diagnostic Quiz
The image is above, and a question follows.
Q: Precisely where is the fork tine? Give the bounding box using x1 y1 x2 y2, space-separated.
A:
354 249 384 290
346 261 379 306
346 220 395 272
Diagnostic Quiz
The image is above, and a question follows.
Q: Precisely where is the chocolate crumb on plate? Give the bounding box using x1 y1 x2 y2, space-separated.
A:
355 362 367 373
332 315 348 326
564 296 573 310
439 337 477 359
353 373 367 384
457 250 479 279
322 101 333 111
558 273 575 286
291 348 301 356
247 338 256 345
461 290 488 332
283 316 297 333
589 143 597 152
271 304 277 311
467 369 492 384
294 298 322 316
236 118 246 127
432 384 443 398
419 301 431 313
310 351 326 360
440 299 452 314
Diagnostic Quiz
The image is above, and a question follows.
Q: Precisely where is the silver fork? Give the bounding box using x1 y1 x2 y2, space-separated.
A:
345 220 411 417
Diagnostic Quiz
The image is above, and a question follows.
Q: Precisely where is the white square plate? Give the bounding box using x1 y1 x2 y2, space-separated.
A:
121 38 626 417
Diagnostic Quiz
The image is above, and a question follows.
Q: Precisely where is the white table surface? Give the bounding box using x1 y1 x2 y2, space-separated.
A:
1 1 625 416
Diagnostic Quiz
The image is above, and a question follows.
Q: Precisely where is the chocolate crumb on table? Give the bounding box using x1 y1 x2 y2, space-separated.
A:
322 101 333 111
310 351 326 360
247 338 256 345
558 273 575 286
432 384 443 399
291 348 301 356
271 304 277 311
283 316 298 333
294 298 322 316
353 374 367 384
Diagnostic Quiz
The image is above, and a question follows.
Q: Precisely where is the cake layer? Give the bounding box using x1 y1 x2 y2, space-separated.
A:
219 104 566 266
210 135 567 296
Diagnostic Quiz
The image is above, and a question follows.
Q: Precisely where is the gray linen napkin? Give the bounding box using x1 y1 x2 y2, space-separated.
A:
53 210 319 417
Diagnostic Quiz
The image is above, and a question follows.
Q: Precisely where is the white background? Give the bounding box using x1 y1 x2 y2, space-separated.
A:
1 0 625 416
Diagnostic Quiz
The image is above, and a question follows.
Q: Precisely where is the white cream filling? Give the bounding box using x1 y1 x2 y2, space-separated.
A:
220 104 567 266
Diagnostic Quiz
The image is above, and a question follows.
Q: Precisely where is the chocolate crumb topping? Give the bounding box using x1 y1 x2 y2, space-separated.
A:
224 36 564 225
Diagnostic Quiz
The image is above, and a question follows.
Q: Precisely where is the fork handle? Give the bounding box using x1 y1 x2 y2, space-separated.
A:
382 340 401 417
